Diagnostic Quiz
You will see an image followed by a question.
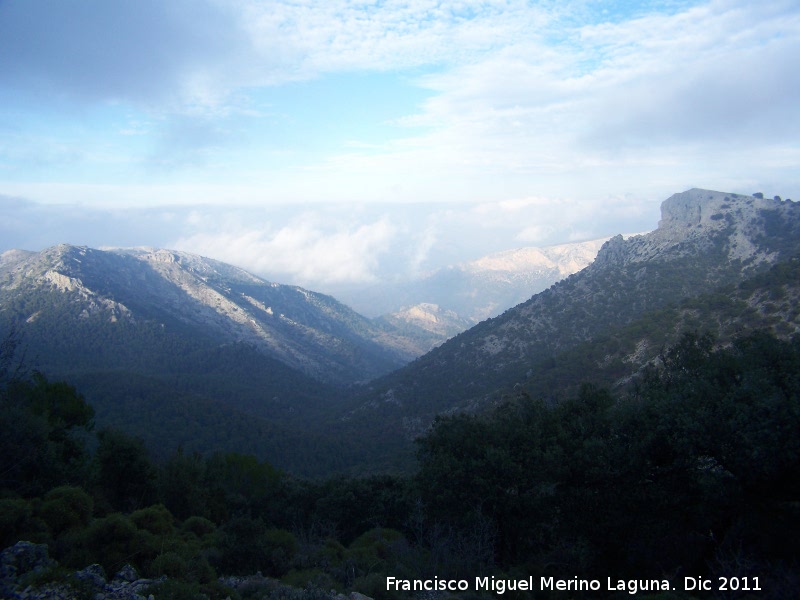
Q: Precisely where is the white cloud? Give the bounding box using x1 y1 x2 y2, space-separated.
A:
1 0 798 224
173 214 397 285
268 0 799 205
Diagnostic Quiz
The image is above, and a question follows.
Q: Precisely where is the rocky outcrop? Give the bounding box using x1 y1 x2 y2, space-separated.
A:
593 234 627 268
1 543 377 600
220 573 374 600
593 189 800 269
0 541 161 600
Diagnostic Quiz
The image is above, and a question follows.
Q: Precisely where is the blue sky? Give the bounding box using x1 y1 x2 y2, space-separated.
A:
2 0 799 291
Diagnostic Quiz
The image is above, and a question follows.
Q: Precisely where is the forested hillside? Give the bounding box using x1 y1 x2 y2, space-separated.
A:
2 330 798 599
0 245 422 475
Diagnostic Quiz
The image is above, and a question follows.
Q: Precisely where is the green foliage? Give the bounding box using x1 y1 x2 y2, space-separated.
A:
147 578 241 600
0 372 94 496
131 504 175 535
213 516 268 576
79 512 148 575
39 486 94 537
181 516 216 539
0 497 50 547
212 517 300 578
2 326 797 596
159 451 209 521
94 428 158 512
151 551 189 579
281 568 337 593
415 331 800 581
263 528 300 577
26 372 95 433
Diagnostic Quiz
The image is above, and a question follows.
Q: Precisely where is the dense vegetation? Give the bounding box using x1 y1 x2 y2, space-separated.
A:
2 328 798 599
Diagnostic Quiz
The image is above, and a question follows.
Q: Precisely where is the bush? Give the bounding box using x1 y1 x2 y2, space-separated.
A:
151 551 188 579
39 486 93 536
214 516 268 575
281 568 336 592
263 529 299 577
147 578 240 600
0 497 50 547
181 516 216 539
131 504 174 535
352 572 405 600
81 513 150 575
348 528 406 567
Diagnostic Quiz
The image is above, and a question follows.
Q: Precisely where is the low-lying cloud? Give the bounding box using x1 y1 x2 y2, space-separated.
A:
174 215 397 285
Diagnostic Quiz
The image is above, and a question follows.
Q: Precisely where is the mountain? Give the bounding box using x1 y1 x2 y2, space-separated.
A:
0 244 416 384
0 244 431 475
332 189 800 471
3 189 798 477
374 303 473 355
331 237 615 323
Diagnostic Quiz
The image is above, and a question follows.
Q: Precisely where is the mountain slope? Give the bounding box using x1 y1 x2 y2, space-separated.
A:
374 303 473 354
332 189 800 471
0 244 431 474
0 244 414 384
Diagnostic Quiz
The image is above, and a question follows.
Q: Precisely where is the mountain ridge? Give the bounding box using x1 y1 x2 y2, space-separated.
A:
329 188 800 470
0 243 416 384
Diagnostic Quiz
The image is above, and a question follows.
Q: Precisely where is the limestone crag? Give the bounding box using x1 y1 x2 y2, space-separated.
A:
594 189 800 268
343 188 800 451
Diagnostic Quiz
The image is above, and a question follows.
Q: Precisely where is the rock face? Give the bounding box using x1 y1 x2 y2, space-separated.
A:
595 188 799 267
0 541 56 598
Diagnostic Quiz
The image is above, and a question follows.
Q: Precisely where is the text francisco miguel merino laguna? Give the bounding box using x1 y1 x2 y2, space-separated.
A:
386 575 762 595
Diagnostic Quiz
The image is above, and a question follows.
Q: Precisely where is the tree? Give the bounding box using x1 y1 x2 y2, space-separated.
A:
94 428 157 512
0 372 94 495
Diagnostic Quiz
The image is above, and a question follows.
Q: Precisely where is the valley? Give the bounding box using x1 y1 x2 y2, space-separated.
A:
2 189 799 475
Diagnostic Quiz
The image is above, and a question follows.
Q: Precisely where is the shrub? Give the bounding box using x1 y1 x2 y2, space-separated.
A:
131 504 174 535
0 497 50 547
81 513 149 575
39 486 93 536
181 516 216 539
151 551 188 579
281 568 336 591
146 578 240 600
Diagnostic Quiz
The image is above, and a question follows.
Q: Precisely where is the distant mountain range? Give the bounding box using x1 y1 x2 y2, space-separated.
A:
1 188 798 475
334 236 615 323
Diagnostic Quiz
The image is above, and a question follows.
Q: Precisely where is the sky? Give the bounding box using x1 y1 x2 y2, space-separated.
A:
1 0 799 293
